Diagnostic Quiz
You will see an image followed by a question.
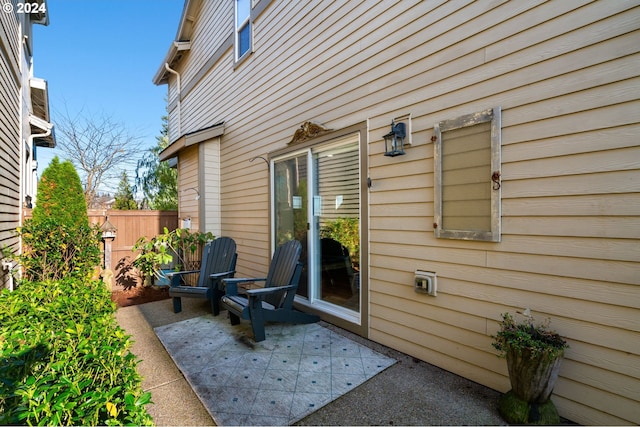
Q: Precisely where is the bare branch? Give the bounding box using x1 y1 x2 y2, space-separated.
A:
53 105 144 207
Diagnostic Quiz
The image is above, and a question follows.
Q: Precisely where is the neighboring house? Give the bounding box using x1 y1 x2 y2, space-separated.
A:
154 1 639 424
0 0 55 289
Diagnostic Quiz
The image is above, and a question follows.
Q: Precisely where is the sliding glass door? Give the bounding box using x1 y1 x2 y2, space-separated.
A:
273 152 310 294
272 135 361 319
311 140 360 312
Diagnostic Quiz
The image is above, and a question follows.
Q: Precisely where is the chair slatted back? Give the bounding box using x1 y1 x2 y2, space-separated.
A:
264 240 302 307
197 237 237 287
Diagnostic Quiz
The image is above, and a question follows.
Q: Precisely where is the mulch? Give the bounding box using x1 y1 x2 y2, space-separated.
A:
111 285 171 308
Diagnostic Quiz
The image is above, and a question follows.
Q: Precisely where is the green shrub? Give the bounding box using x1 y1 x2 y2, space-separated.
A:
17 218 101 281
0 279 153 426
132 227 215 281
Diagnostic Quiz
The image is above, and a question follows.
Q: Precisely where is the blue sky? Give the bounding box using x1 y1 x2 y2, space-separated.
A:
33 0 184 193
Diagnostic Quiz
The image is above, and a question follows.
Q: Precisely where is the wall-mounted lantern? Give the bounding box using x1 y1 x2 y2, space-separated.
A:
383 120 406 157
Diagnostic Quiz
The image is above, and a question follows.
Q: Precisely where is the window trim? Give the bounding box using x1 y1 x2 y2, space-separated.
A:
433 106 502 242
235 0 252 62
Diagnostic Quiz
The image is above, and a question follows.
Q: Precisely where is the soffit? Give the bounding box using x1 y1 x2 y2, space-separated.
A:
29 78 56 147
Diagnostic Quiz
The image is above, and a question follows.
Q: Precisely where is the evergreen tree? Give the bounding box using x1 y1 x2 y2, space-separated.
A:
32 156 88 227
113 171 138 210
18 157 100 281
136 112 178 210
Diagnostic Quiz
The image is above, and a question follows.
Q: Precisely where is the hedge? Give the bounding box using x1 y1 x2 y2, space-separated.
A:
0 279 153 425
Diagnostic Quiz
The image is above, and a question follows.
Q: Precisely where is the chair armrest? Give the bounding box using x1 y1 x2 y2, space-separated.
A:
223 277 266 295
209 270 236 289
245 284 296 297
166 270 199 278
167 270 200 287
223 277 267 284
209 270 236 280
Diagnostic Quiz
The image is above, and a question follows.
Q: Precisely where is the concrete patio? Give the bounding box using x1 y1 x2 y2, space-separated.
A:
116 296 508 425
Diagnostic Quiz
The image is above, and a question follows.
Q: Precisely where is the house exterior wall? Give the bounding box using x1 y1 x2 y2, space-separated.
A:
0 4 22 288
158 1 640 424
200 137 221 236
178 144 200 231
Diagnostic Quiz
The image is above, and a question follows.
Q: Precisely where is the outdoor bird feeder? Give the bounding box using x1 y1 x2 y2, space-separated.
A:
383 120 406 157
100 218 117 271
100 218 117 241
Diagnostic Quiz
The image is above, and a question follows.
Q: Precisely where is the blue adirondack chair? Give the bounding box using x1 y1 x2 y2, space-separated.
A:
167 236 237 315
220 240 320 342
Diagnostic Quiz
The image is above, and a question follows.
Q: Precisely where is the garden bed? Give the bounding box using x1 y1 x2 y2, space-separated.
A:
111 285 170 307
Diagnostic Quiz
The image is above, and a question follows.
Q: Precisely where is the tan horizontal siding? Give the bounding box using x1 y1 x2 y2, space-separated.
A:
179 0 231 88
201 138 221 235
0 8 21 289
178 145 199 230
167 0 640 424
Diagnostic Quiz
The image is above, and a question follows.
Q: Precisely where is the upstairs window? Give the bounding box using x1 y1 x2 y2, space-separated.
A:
434 107 502 242
235 0 251 61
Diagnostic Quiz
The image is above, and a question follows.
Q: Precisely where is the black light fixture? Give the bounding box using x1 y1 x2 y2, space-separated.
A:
383 120 406 157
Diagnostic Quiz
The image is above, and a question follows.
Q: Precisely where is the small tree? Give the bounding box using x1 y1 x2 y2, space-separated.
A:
33 156 89 227
54 107 143 208
113 171 138 210
136 112 177 210
16 157 101 281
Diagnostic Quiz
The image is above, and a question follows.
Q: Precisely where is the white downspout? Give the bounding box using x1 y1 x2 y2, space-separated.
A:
29 128 51 145
164 63 181 137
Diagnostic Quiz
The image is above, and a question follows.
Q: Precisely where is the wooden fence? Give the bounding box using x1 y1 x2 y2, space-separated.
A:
87 210 178 290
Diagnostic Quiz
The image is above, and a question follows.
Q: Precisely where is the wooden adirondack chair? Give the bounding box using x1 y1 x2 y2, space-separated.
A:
167 236 237 315
220 240 320 342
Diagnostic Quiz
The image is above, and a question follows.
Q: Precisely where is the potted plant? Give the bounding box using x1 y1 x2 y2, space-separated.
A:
492 309 569 425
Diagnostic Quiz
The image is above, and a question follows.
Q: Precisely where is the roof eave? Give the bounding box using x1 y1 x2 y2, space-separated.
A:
159 122 225 161
31 0 49 26
152 41 191 85
30 77 50 122
152 0 201 85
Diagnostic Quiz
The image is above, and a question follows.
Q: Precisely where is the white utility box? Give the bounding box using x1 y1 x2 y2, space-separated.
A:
414 270 437 296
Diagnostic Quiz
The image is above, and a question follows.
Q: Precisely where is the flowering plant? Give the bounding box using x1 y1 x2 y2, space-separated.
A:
492 309 568 359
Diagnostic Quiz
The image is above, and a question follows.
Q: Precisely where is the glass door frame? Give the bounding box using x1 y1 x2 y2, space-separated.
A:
268 123 368 335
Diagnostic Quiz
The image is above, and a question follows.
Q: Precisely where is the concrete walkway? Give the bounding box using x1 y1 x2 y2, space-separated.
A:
116 297 507 426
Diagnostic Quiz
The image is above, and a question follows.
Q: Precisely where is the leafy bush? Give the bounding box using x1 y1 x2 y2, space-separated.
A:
0 279 153 425
17 218 101 281
132 228 215 281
